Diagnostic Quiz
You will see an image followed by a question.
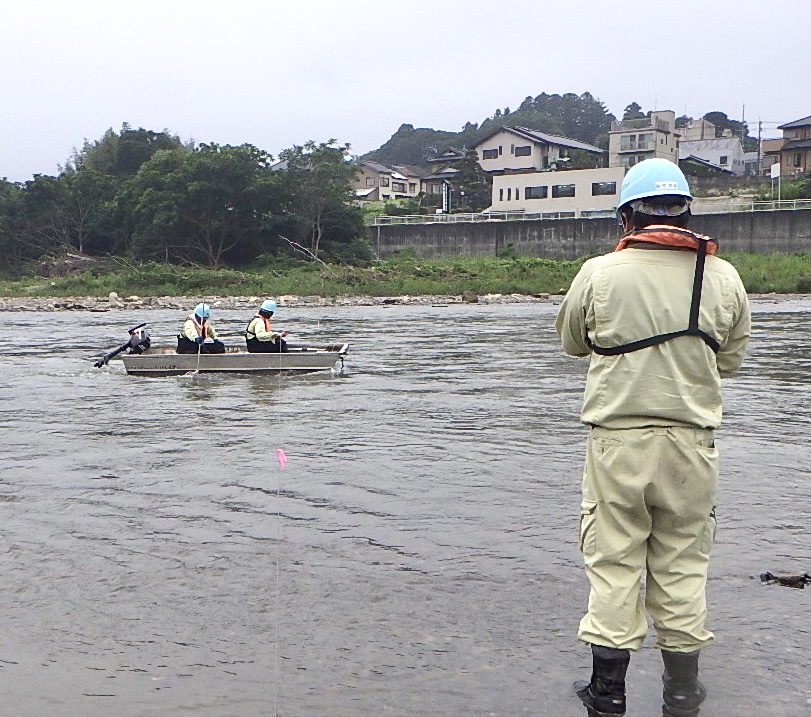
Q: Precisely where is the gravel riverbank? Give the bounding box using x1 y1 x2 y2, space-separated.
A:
1 291 805 313
0 291 554 312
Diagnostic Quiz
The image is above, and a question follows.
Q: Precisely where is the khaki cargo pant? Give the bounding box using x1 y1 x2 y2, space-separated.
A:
578 425 718 652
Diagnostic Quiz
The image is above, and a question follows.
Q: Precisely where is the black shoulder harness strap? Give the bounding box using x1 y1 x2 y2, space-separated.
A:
588 232 721 356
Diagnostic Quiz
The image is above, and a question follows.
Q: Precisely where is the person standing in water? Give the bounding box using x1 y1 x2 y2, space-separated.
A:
555 158 750 717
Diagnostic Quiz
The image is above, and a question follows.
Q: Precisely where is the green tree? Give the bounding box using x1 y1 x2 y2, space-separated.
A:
278 140 364 260
365 124 459 167
702 111 755 151
57 167 120 254
17 174 74 258
126 143 280 266
0 179 27 272
69 123 185 177
450 150 492 212
365 91 614 170
623 102 645 120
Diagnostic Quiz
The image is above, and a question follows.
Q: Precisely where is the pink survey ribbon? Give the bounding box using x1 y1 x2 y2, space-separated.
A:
276 448 288 468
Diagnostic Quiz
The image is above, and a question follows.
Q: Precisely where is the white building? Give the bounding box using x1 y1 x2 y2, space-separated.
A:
475 126 604 173
608 111 679 168
489 167 625 217
678 137 746 175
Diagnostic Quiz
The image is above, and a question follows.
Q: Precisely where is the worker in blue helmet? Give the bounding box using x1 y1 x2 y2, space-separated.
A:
555 158 751 717
177 303 225 354
245 299 289 353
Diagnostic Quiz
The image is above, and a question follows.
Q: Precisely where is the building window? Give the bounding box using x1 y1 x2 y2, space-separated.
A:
482 148 499 160
392 182 406 192
514 145 532 157
620 134 637 151
499 188 504 201
526 185 548 199
380 177 390 186
507 188 512 200
515 188 520 200
365 177 376 186
498 145 502 155
552 184 576 198
592 182 617 196
637 133 653 149
409 183 416 193
794 153 802 166
719 156 728 165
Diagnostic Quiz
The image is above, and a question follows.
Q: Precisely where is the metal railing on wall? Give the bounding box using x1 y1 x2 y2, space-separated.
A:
369 209 616 226
369 201 811 225
692 199 811 214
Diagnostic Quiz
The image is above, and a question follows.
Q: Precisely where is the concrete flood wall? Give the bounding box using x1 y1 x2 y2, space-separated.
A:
369 209 811 259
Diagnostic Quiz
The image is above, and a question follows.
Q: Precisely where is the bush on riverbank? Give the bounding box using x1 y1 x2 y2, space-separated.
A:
1 252 810 298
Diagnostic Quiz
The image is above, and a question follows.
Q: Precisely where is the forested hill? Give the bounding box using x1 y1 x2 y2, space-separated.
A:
362 92 616 168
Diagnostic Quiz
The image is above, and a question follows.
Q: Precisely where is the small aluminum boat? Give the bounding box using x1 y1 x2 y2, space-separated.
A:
121 343 348 376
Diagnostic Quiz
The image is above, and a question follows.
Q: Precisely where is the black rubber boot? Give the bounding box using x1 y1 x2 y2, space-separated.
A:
661 650 706 716
573 644 630 716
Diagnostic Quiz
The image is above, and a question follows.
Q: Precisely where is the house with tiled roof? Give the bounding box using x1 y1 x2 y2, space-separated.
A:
352 160 426 201
777 115 811 176
474 126 604 173
678 137 745 175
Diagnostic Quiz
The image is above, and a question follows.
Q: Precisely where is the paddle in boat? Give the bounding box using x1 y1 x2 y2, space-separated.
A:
93 323 348 376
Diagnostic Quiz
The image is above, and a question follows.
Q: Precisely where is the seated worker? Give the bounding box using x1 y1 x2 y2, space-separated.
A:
177 303 226 354
245 300 289 353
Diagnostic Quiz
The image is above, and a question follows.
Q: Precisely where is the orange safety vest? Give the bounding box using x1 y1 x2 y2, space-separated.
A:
614 226 718 255
246 313 272 338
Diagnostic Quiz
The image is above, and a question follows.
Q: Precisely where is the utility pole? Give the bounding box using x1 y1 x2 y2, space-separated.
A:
757 120 762 175
741 101 746 174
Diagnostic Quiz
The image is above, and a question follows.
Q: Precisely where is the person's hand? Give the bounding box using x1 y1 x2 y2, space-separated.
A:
195 336 204 345
280 330 289 336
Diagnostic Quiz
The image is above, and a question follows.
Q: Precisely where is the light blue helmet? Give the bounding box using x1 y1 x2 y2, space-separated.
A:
194 303 211 319
618 158 692 210
260 300 277 313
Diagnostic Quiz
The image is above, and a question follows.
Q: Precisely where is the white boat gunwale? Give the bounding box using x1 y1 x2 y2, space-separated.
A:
120 342 349 376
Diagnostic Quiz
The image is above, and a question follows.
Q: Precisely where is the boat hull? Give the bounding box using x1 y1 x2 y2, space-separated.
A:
122 343 348 376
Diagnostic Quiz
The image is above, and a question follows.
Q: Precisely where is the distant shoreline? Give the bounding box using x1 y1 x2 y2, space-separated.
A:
0 292 555 312
0 292 805 312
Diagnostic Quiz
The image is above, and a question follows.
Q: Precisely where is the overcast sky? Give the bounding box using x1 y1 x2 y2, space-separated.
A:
1 0 807 183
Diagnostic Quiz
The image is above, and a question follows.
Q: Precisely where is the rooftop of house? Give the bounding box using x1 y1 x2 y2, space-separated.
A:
679 137 743 152
390 164 428 179
477 125 604 154
778 115 811 130
426 148 469 163
678 155 735 175
782 138 811 150
359 160 394 175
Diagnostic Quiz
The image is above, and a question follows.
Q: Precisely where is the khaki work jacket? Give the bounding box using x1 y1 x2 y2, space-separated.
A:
555 244 750 429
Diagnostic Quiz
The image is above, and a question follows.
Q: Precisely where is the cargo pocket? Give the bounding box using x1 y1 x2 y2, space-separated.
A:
700 507 717 555
579 500 598 557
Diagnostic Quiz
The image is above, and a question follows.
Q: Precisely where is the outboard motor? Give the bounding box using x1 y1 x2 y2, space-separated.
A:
94 322 151 367
128 326 151 354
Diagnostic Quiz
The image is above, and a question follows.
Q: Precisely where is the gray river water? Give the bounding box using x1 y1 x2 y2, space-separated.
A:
0 298 809 717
